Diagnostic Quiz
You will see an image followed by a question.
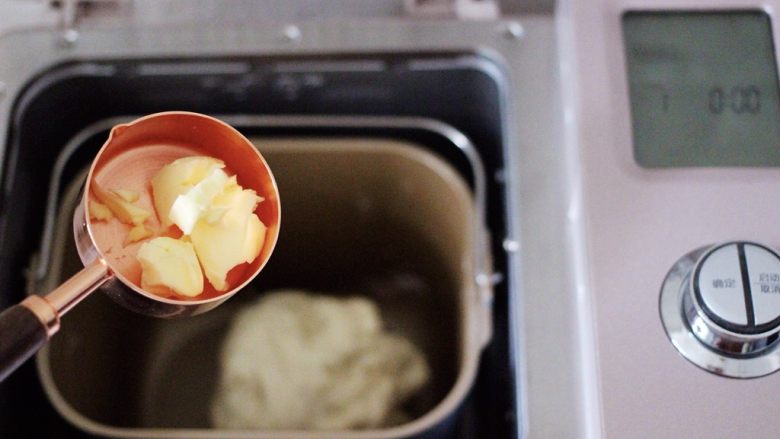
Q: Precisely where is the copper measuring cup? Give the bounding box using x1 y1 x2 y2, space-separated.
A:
0 112 280 381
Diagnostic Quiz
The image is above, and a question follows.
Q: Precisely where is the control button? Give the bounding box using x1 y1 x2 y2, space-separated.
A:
744 244 780 327
660 241 780 379
695 243 748 326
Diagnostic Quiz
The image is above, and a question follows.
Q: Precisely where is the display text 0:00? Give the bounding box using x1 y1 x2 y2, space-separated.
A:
708 86 761 114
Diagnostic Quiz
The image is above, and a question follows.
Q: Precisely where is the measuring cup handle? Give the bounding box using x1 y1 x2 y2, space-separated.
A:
0 302 51 382
0 261 109 383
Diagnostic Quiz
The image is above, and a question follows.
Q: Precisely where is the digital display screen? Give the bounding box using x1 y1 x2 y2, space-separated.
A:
623 11 780 167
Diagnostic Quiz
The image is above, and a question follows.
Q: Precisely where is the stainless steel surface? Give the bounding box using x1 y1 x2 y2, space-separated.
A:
0 0 554 33
0 6 575 438
403 0 500 20
683 294 778 357
500 21 525 39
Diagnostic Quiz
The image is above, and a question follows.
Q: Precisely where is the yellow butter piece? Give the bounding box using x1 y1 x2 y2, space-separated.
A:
148 155 267 293
190 188 263 291
92 183 151 225
125 224 154 245
88 200 113 222
151 156 225 228
168 168 230 234
138 237 204 297
242 214 266 264
112 188 139 203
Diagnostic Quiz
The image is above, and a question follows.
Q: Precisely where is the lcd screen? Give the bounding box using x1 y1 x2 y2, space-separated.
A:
623 11 780 167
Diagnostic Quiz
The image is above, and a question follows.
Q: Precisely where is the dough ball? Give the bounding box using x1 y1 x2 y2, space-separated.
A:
210 290 430 430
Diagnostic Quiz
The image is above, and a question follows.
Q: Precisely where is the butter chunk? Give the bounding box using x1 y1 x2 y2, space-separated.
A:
125 224 154 245
147 155 267 294
169 168 230 235
242 214 267 264
190 188 264 291
88 200 113 222
151 156 225 228
112 188 139 203
92 183 151 225
137 237 204 297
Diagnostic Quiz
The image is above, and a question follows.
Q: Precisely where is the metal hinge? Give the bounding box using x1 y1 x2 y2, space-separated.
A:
404 0 500 20
49 0 130 46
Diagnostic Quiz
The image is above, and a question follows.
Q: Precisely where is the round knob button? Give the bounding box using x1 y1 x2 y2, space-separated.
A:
686 242 780 355
693 242 780 335
660 241 780 378
694 243 752 328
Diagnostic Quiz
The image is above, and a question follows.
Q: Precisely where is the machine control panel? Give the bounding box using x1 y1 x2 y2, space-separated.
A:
566 0 780 436
661 241 780 378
